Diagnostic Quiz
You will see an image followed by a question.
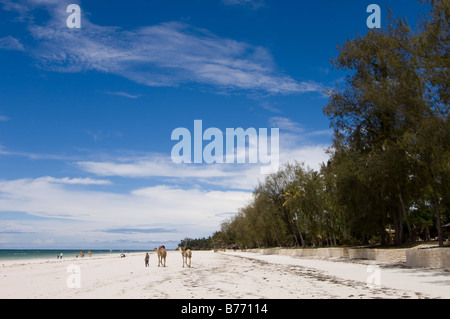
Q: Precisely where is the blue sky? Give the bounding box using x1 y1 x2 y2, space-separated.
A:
0 0 430 249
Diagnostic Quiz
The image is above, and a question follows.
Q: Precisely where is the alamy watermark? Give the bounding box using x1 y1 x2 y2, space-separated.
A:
171 120 280 174
65 4 380 30
66 264 81 289
366 265 381 289
66 4 81 29
367 4 381 29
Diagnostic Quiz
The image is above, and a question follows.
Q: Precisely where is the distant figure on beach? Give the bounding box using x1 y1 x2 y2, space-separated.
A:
60 253 63 259
145 253 150 267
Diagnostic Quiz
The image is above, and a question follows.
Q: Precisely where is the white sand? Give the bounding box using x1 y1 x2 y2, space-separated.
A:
0 250 448 299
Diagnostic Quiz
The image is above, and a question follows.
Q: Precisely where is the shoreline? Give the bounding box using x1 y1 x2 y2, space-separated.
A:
0 252 141 267
0 249 150 262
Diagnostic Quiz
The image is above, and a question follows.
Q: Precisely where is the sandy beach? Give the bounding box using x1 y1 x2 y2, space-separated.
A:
0 250 448 299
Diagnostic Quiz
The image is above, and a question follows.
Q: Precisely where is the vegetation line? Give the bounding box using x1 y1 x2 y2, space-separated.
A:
181 1 449 250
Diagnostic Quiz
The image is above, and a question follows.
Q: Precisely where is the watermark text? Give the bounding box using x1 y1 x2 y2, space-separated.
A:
171 120 279 174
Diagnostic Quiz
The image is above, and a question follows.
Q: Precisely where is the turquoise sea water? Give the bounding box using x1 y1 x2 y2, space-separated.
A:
0 249 147 261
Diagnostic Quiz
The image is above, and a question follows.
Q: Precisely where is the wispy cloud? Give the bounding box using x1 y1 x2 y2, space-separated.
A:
75 155 260 190
36 176 111 185
0 146 79 161
0 115 11 122
0 36 25 51
221 0 265 9
83 130 123 143
270 116 305 134
102 227 177 234
2 0 323 95
271 117 330 171
103 91 141 99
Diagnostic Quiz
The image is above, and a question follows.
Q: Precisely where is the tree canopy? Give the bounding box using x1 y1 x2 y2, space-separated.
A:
211 0 449 248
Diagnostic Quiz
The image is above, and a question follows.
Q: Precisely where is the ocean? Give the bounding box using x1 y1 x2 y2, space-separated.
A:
0 249 147 261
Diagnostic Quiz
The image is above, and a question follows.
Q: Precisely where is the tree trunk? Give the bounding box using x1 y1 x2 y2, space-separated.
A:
295 219 306 248
399 193 413 243
434 198 444 247
279 205 299 247
388 224 393 244
272 229 280 247
397 183 413 243
380 223 386 245
393 207 403 245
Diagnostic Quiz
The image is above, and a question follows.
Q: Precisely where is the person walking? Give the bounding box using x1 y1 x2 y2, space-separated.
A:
145 252 150 267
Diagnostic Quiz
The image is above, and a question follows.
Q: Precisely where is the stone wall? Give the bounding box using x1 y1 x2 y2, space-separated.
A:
348 248 407 263
246 247 450 269
252 247 350 258
406 248 450 269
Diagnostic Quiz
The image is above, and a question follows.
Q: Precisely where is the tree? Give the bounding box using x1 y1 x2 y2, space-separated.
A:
254 163 301 246
213 1 448 247
323 2 449 245
413 0 449 246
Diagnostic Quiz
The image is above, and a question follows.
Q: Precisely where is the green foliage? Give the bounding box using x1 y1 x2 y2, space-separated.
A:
211 0 449 248
178 237 213 250
215 162 342 248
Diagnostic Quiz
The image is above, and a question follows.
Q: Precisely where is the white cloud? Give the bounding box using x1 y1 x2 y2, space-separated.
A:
0 177 252 247
279 144 329 171
76 156 235 179
273 117 330 171
76 141 329 190
0 122 330 248
77 156 264 191
4 0 323 95
73 114 331 190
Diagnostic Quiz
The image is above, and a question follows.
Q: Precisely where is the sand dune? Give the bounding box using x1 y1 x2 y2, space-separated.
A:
0 250 448 299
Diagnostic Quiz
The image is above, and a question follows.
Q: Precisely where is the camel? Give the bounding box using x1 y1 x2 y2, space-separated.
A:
177 247 192 268
153 246 167 267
